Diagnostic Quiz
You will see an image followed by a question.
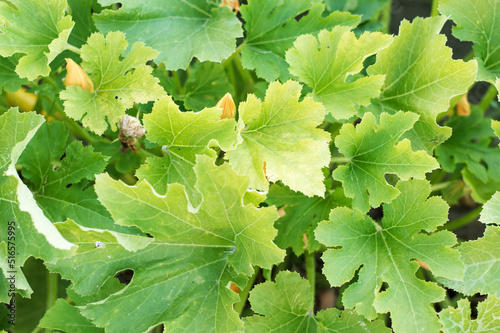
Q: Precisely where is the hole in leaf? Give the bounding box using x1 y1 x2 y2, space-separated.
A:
115 269 133 285
65 183 72 188
367 206 383 221
295 10 309 21
379 282 389 293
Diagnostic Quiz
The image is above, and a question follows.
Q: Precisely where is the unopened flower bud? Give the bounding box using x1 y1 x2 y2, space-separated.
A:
6 87 37 112
64 58 94 93
216 93 236 119
220 0 240 12
456 94 470 116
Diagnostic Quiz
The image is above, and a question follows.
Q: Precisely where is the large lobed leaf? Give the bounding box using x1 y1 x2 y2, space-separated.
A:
0 109 74 300
436 107 500 183
316 179 464 333
227 80 331 197
367 16 477 152
60 31 165 135
0 0 74 80
440 0 500 82
245 271 390 333
94 0 243 70
266 183 351 256
0 55 28 93
240 0 360 82
286 26 392 119
439 296 500 333
137 95 239 206
49 155 284 332
17 122 143 241
333 111 438 212
438 192 500 296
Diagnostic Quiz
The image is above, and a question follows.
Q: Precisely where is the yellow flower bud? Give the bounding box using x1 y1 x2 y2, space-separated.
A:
216 93 236 119
6 87 37 112
456 94 470 116
64 58 94 93
220 0 240 12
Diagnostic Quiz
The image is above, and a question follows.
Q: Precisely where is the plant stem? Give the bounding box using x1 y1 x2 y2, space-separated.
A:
430 181 452 192
171 70 185 96
330 156 350 164
463 49 474 61
42 94 95 143
431 0 440 16
45 271 58 332
305 251 316 312
234 267 260 316
478 84 498 112
66 44 81 55
439 206 482 231
380 0 392 33
47 272 58 309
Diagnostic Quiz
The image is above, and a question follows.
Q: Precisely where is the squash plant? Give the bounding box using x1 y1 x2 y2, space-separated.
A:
0 0 499 332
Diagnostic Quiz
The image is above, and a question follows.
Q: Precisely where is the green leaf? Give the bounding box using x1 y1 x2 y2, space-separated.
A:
286 26 392 119
316 179 463 333
438 192 500 296
333 112 438 212
240 0 360 82
462 168 500 203
0 109 74 299
67 0 99 48
94 0 243 70
137 95 239 205
17 122 141 237
227 80 331 197
182 61 235 112
325 0 390 23
266 184 351 255
367 16 478 152
48 155 284 332
154 61 235 112
481 191 500 225
439 226 500 297
50 218 247 333
0 0 74 80
245 271 390 333
0 55 28 93
439 0 500 82
436 107 500 183
59 31 165 135
14 258 70 333
493 119 500 143
38 299 103 333
439 296 500 333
